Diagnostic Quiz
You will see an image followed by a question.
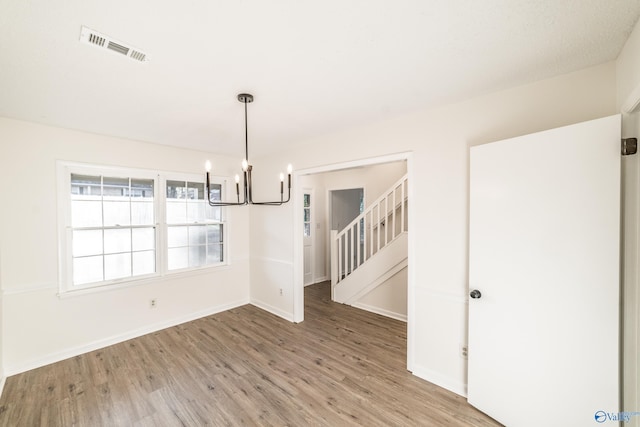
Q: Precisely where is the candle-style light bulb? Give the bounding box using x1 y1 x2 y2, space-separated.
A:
235 174 240 183
287 164 293 174
242 159 249 171
279 173 284 182
205 160 212 172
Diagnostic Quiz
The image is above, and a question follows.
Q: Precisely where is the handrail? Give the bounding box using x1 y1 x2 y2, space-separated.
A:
331 174 408 286
338 174 408 235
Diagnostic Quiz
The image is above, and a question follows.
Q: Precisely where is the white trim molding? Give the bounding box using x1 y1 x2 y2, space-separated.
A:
249 299 295 322
411 364 468 398
351 302 407 322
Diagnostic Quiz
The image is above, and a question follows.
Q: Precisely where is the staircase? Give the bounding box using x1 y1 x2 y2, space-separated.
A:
331 174 408 305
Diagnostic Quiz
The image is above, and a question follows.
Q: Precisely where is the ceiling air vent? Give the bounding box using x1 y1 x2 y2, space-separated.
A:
79 26 149 63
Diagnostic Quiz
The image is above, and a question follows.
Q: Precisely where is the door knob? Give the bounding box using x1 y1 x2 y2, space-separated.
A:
470 289 482 299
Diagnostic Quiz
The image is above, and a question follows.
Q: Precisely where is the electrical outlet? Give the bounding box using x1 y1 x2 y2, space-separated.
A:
460 343 468 359
150 299 157 308
279 288 283 296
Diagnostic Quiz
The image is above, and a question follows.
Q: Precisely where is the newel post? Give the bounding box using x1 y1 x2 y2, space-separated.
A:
330 230 338 299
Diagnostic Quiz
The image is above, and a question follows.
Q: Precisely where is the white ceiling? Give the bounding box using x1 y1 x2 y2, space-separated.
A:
1 0 639 158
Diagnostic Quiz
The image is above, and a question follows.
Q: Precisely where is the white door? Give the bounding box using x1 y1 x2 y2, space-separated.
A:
303 190 313 285
468 115 621 427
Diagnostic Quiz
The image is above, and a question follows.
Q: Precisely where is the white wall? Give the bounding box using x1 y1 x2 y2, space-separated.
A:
320 161 407 207
617 17 640 424
251 62 617 395
0 262 4 393
353 267 407 322
0 118 251 375
248 168 296 320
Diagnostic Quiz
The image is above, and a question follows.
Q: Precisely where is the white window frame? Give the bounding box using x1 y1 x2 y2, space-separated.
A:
162 172 227 273
57 162 229 295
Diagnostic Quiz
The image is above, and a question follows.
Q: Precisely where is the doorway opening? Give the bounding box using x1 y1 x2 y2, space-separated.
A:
292 151 415 369
293 153 415 352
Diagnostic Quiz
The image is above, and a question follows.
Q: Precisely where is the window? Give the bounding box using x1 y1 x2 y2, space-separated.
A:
59 163 227 293
70 174 156 285
166 179 224 270
303 193 311 237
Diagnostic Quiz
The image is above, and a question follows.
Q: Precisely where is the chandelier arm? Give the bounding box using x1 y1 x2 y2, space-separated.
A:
244 186 291 206
245 165 292 205
206 194 247 206
205 172 248 206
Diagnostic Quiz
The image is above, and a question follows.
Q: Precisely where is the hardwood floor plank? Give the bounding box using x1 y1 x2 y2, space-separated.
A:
0 281 501 426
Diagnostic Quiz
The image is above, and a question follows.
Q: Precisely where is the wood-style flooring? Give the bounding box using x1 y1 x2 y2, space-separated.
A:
0 282 501 426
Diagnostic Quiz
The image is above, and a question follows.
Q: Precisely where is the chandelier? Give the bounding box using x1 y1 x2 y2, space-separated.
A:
205 93 292 206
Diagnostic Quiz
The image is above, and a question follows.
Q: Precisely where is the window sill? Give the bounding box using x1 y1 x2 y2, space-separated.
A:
57 262 231 299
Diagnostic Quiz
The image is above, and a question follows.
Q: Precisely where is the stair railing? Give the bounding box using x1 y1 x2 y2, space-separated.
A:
331 174 408 286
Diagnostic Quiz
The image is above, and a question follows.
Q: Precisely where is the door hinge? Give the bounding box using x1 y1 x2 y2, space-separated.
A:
622 138 637 156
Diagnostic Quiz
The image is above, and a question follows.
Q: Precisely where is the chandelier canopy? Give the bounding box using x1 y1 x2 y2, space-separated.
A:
205 93 292 206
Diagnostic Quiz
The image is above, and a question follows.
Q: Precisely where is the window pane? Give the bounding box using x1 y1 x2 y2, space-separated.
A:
189 225 206 246
73 229 103 257
207 225 222 243
73 256 103 285
205 205 222 222
131 179 154 199
168 247 188 270
188 182 204 200
104 201 131 226
208 183 222 201
187 201 206 223
304 223 311 237
207 244 223 263
132 227 155 251
103 177 130 199
104 228 131 254
104 253 131 280
131 201 154 225
304 194 310 207
71 174 101 198
166 201 186 224
133 250 155 275
167 226 188 247
71 200 102 227
189 245 206 267
304 208 310 222
167 180 187 199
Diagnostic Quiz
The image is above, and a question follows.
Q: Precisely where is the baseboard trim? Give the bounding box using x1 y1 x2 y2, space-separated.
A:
5 298 249 376
250 299 294 322
351 302 407 322
410 364 467 398
0 375 6 398
304 277 329 287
